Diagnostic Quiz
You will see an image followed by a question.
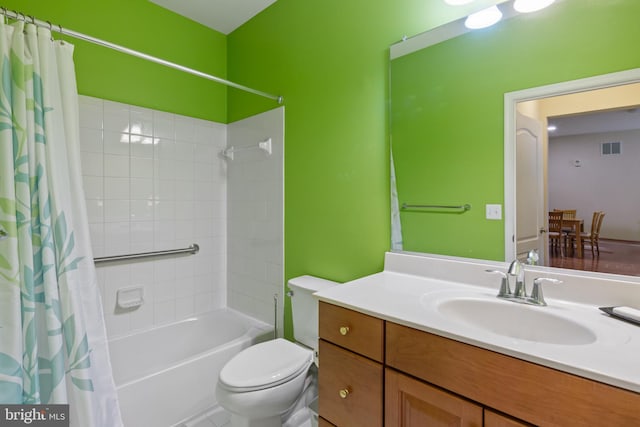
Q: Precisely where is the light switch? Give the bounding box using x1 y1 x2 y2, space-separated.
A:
486 204 502 220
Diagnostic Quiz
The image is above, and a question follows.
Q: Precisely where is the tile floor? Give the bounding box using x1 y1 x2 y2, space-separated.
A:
178 405 315 427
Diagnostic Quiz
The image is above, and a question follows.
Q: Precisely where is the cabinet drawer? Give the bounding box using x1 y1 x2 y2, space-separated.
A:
318 340 383 427
319 302 384 361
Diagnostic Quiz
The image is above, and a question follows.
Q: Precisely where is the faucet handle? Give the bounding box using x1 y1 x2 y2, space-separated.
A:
485 269 511 297
529 277 562 306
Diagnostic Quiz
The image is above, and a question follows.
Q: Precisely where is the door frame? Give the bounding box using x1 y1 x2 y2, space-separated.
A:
504 68 640 261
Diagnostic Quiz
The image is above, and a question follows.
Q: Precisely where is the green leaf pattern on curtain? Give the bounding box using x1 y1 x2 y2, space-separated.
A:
0 20 125 427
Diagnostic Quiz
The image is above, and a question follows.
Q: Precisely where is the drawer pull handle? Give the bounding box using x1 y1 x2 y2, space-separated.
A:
339 326 350 335
339 388 351 399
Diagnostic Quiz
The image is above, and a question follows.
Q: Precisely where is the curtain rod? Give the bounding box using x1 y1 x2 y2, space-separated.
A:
0 7 283 104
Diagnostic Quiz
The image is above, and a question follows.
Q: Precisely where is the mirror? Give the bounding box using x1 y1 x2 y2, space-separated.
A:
390 0 640 277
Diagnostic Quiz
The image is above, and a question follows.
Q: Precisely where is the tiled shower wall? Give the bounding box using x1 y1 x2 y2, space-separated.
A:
227 107 284 332
78 96 228 338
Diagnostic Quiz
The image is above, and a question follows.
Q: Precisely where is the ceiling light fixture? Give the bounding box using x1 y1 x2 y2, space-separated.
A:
513 0 556 13
464 5 503 29
444 0 475 5
547 125 557 132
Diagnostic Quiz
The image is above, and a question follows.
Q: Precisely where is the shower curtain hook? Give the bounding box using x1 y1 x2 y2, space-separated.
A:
46 21 54 41
1 8 7 25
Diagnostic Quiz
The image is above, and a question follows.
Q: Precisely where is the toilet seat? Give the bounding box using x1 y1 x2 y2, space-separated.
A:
218 338 314 393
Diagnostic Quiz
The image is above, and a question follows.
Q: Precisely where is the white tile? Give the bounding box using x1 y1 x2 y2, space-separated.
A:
83 176 103 200
104 154 129 178
103 100 129 132
154 300 175 325
174 180 195 201
154 200 176 221
154 180 175 201
130 263 155 286
131 157 154 179
175 296 195 319
175 116 195 142
130 139 154 158
88 222 105 248
78 96 103 129
104 222 131 254
131 178 154 200
153 111 175 140
175 201 195 220
175 257 195 280
130 221 154 246
104 200 130 222
154 259 176 281
154 280 175 302
85 199 104 223
174 141 195 162
155 138 176 159
175 160 195 181
81 152 103 177
175 220 195 240
154 220 175 244
129 304 154 332
104 177 130 200
104 313 131 338
79 127 103 153
154 158 175 180
194 292 213 313
194 162 214 182
130 106 154 137
103 131 129 156
130 200 154 222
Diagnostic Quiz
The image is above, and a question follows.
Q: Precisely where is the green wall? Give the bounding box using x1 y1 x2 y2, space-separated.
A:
227 0 507 337
2 0 228 122
391 0 640 260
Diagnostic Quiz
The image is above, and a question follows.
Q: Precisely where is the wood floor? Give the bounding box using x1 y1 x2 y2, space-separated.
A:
549 239 640 276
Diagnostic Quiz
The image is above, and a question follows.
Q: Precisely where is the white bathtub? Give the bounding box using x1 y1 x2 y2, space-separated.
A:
108 308 273 427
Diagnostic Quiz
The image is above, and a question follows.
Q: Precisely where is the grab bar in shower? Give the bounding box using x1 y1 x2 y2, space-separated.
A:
94 243 200 264
402 203 471 212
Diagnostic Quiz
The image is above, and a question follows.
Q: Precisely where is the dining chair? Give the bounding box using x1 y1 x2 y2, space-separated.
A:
568 211 605 257
548 211 564 256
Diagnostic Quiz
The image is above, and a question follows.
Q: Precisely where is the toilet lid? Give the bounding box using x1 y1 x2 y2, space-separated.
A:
219 338 313 392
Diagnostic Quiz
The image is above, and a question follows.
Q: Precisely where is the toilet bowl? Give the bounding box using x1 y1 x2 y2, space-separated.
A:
215 275 338 427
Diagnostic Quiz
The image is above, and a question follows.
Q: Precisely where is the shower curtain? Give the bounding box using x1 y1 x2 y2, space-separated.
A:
390 148 403 251
0 22 122 426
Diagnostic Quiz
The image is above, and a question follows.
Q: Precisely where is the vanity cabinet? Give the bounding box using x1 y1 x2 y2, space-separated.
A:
319 302 640 427
318 302 384 427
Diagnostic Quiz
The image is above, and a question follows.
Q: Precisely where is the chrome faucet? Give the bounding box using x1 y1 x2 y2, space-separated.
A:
508 259 526 298
529 277 562 306
486 261 562 306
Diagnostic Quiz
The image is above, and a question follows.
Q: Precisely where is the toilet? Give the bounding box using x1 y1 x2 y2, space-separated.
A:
215 275 338 427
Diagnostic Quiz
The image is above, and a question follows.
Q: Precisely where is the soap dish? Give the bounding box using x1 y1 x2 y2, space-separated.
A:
599 306 640 326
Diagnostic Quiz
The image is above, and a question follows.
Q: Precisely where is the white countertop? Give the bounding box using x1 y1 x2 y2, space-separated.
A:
314 252 640 393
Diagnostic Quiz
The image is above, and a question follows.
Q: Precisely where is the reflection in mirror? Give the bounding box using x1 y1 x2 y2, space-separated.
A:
508 76 640 276
390 0 640 279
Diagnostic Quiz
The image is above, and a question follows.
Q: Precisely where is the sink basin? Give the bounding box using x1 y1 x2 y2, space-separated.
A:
437 297 597 345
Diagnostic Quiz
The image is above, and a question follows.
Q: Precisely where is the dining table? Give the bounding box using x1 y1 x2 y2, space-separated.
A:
563 218 585 258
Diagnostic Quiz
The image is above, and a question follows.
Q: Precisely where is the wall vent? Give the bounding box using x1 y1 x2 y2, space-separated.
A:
601 141 621 156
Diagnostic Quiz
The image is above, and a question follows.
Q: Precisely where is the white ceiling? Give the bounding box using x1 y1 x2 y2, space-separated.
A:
149 0 277 35
549 108 640 138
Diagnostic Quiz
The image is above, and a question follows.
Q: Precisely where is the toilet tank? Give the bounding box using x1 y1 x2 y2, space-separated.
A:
289 275 338 349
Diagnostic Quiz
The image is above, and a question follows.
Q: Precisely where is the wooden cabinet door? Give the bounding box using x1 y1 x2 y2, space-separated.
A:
319 340 383 427
386 368 482 427
485 410 533 427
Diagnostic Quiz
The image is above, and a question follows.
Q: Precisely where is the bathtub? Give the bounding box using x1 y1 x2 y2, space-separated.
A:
108 308 273 427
